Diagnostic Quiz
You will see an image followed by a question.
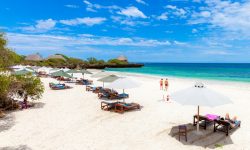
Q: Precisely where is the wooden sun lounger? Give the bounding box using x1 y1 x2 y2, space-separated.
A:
50 84 71 90
108 92 129 100
76 79 93 85
114 102 141 114
98 89 115 99
98 92 110 99
214 119 241 136
93 87 103 93
49 82 56 88
83 79 93 85
86 85 92 91
38 72 48 78
193 115 215 130
57 77 71 81
101 101 118 111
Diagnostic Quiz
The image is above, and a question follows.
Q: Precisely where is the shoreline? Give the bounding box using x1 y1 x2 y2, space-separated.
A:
104 70 250 87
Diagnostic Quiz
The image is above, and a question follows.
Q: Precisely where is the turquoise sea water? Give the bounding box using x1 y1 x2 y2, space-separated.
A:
105 63 250 83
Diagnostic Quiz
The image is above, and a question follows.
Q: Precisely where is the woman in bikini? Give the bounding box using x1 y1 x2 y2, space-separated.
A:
164 78 169 91
225 113 238 128
160 79 163 90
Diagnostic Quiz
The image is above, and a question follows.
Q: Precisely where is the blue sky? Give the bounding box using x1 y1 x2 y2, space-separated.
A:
1 0 250 62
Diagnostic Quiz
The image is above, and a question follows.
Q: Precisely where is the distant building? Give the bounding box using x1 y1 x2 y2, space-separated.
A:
25 53 42 61
117 55 128 62
47 54 66 61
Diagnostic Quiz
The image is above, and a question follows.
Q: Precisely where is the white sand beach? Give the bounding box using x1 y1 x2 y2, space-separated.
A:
0 71 250 150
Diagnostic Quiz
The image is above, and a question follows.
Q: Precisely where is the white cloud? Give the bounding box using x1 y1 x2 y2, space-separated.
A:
164 5 187 18
80 34 94 37
86 7 97 12
173 8 186 17
65 5 79 8
123 20 149 26
36 19 56 30
174 41 186 45
203 50 234 55
165 5 177 10
157 12 168 20
60 17 106 26
190 0 250 36
200 11 211 18
111 16 149 26
83 0 120 12
135 0 148 5
83 0 91 5
192 28 198 33
21 19 56 32
117 6 147 18
83 0 99 12
193 0 201 3
6 33 172 50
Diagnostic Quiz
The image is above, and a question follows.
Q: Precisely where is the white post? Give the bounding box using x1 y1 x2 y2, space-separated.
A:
197 105 200 132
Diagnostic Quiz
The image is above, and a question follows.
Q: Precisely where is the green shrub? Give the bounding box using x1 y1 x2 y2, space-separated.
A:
107 59 128 65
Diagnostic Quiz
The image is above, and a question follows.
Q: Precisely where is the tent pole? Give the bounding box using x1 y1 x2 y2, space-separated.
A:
197 105 200 132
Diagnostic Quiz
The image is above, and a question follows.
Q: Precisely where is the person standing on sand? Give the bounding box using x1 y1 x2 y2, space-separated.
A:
164 78 169 91
160 79 163 90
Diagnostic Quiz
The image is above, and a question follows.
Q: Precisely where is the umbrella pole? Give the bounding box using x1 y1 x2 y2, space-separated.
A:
103 82 104 88
197 105 200 132
123 89 125 102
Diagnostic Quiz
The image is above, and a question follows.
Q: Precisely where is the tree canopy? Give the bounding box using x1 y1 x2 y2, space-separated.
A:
0 33 44 111
0 33 23 69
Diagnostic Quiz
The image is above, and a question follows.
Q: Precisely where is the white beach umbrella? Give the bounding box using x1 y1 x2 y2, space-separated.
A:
171 82 232 132
97 75 120 87
49 68 60 74
106 77 141 101
37 67 49 74
10 65 23 69
91 71 112 78
62 68 70 72
13 65 26 71
106 77 140 90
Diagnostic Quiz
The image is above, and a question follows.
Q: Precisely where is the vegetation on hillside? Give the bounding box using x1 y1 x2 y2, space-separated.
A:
108 59 128 65
22 55 129 69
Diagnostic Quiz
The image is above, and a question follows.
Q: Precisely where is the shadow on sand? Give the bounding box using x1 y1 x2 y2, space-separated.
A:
0 102 45 133
0 145 32 150
30 102 45 109
0 113 15 133
168 123 235 149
